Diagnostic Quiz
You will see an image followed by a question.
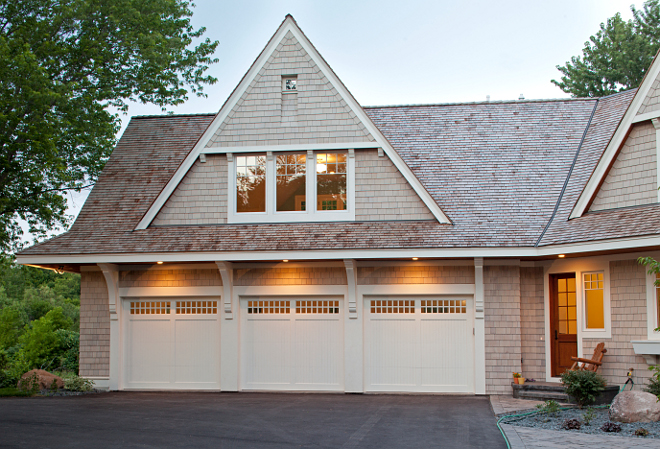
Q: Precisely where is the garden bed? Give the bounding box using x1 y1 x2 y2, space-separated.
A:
501 407 660 439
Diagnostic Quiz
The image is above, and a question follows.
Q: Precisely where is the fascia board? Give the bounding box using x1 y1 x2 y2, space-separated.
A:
136 18 451 229
14 233 660 265
570 54 660 219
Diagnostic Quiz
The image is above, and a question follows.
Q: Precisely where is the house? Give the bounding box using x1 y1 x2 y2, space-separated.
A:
16 15 660 394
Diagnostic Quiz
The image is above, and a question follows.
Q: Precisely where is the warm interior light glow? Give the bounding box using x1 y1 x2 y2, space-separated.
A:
558 254 565 258
157 261 164 264
412 257 419 260
283 259 289 262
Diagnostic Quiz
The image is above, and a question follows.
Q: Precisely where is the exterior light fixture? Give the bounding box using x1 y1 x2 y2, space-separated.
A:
412 257 418 261
558 254 565 258
283 259 289 262
157 261 164 264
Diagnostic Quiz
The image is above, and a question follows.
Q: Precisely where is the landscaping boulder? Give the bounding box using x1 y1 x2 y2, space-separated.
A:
610 391 660 423
17 369 64 391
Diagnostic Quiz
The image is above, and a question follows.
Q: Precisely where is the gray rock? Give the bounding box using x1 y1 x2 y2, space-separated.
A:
610 391 660 423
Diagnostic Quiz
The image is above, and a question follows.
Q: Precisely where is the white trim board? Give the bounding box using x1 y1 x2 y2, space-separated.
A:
15 234 660 265
134 16 450 230
571 50 660 219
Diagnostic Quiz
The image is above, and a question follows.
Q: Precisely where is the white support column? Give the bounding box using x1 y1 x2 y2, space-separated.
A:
343 259 363 392
344 259 358 318
216 261 238 391
98 263 120 391
653 118 660 202
474 257 486 395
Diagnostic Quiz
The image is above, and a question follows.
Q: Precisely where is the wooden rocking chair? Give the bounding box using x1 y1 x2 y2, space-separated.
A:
570 342 606 372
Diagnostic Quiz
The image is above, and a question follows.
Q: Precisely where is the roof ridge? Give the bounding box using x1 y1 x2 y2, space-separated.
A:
363 98 596 109
132 113 217 119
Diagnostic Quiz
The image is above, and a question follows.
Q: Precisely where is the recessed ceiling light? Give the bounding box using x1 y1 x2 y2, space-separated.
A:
412 257 419 261
283 259 289 263
157 261 163 264
558 254 565 258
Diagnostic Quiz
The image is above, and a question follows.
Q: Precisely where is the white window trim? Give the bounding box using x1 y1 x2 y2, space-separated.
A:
580 270 611 339
646 270 660 340
227 150 356 223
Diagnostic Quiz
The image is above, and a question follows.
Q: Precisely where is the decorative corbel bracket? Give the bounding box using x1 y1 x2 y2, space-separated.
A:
344 259 358 319
216 261 234 319
98 264 119 320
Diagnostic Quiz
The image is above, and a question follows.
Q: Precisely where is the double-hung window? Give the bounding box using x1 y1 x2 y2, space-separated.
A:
228 150 354 223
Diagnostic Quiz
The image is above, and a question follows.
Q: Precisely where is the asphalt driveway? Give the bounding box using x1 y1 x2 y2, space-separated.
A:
0 392 506 449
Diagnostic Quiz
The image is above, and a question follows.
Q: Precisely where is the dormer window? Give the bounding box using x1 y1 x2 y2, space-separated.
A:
282 75 297 92
228 150 355 223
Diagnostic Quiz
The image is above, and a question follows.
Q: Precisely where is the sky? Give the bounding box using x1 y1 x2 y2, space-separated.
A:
37 0 644 242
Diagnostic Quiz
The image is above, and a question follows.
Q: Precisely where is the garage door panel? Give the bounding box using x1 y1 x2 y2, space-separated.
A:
293 318 343 387
420 318 470 388
174 319 219 384
366 318 419 388
241 298 343 391
123 299 220 390
244 319 293 387
127 319 172 384
365 296 474 393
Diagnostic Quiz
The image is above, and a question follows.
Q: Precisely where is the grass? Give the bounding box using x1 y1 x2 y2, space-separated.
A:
0 387 35 397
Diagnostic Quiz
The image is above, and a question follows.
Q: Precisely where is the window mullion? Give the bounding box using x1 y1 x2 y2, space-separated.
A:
307 150 315 215
266 151 275 217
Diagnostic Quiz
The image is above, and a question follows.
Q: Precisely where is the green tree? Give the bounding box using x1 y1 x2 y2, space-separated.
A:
0 0 219 252
17 307 72 370
0 307 23 350
552 1 660 97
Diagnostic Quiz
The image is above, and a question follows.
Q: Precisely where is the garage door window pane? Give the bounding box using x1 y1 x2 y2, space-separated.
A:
584 273 605 329
176 301 217 315
276 154 306 211
370 299 413 314
296 300 339 314
247 300 290 314
316 153 347 211
236 155 266 213
130 301 170 315
421 299 466 314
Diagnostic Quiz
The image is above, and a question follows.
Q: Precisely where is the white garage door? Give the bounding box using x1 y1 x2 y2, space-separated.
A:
240 298 344 391
364 296 474 393
123 299 220 390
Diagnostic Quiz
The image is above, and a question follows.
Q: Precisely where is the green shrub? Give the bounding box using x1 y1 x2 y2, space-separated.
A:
560 369 606 408
645 365 660 397
62 373 94 392
17 307 72 370
535 399 559 415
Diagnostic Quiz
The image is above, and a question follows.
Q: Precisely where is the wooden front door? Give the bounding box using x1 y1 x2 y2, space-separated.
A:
550 273 578 377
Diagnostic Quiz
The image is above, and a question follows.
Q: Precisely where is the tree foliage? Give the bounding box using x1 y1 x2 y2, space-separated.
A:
0 263 80 386
0 0 219 252
552 0 660 97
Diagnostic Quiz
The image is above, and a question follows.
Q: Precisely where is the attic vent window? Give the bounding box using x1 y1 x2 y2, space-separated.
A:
282 76 297 92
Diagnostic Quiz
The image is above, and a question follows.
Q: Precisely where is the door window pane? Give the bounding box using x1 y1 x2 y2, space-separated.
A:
584 273 605 329
236 155 266 213
276 154 306 211
557 275 576 335
316 153 347 211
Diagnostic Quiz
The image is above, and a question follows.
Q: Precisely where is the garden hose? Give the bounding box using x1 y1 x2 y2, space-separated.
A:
496 404 610 449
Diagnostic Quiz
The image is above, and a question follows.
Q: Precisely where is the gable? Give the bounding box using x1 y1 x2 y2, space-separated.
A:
206 31 375 148
152 155 228 226
355 150 434 221
589 121 658 212
151 149 434 227
135 15 450 229
637 71 660 117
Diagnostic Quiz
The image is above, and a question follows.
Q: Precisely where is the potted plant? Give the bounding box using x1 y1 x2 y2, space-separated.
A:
513 372 521 384
518 376 526 385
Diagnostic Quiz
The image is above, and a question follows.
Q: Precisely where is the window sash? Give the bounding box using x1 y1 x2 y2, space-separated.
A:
230 150 354 223
583 272 605 330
